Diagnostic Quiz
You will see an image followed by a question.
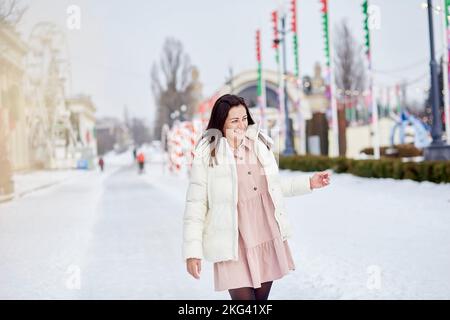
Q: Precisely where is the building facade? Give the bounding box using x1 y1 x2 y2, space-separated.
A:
0 26 29 173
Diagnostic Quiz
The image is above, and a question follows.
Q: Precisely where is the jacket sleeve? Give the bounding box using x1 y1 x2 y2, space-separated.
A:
182 144 208 261
280 174 313 197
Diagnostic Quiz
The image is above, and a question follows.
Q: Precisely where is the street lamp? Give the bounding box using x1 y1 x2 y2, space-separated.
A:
424 0 450 160
278 3 296 156
180 104 187 122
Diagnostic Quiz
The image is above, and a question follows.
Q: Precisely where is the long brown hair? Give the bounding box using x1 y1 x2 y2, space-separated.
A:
199 94 272 166
206 94 255 137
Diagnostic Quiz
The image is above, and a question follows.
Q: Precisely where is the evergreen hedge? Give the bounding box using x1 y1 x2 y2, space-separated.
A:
278 155 450 183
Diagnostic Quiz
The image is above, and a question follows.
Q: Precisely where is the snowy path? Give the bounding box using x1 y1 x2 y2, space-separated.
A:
77 164 222 299
1 155 449 299
0 168 109 299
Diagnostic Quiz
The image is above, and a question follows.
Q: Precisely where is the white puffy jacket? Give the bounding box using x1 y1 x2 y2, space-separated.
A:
182 124 313 263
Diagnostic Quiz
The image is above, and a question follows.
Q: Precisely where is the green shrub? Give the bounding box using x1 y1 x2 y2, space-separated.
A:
279 154 449 184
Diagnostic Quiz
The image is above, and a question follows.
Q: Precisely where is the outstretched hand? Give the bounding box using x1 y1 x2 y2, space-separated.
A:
309 171 331 189
186 258 202 279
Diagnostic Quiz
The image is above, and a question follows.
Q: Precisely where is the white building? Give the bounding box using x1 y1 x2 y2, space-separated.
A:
0 25 29 172
66 95 98 168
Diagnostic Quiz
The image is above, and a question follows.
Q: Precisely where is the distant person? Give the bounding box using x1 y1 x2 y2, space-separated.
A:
137 152 145 174
98 157 104 172
133 147 137 161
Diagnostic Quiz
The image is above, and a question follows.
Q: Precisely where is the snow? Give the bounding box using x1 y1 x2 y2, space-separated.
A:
280 170 450 299
11 170 85 200
7 148 133 202
0 148 449 299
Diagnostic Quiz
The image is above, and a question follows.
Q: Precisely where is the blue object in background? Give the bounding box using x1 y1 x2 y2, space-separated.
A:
77 159 89 170
390 111 432 148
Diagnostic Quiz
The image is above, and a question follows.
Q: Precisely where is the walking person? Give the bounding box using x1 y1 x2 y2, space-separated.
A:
182 94 331 300
98 157 104 172
137 152 145 174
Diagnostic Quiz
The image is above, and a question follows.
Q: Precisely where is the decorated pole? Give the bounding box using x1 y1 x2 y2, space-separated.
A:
319 0 339 156
256 29 267 131
290 0 306 154
271 10 286 145
386 86 391 116
395 83 401 114
362 0 380 159
280 8 296 155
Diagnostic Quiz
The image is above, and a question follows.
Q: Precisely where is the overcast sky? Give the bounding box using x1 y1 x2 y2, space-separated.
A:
17 0 443 125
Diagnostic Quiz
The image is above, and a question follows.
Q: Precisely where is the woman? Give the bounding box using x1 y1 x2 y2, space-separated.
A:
183 94 330 300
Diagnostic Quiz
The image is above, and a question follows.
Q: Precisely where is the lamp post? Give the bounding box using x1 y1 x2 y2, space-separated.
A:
180 104 187 122
424 0 450 160
279 6 296 156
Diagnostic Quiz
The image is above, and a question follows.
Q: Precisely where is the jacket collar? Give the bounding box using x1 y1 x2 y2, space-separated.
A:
241 136 252 150
213 123 273 166
196 122 274 166
245 123 260 141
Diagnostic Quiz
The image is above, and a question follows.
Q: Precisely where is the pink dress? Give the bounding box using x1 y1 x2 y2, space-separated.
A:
213 136 295 291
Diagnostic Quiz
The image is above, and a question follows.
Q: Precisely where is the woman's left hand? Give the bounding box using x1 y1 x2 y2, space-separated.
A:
309 171 331 189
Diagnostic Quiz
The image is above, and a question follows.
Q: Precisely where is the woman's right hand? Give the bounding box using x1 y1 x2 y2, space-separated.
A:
186 258 202 279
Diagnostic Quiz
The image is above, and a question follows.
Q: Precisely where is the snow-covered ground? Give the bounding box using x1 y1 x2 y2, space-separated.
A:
0 147 449 299
11 170 86 199
5 149 133 202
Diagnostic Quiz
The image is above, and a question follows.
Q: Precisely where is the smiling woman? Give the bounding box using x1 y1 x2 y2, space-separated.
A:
205 95 255 139
182 94 331 301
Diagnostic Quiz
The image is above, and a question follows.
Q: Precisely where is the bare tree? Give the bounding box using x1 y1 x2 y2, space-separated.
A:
0 0 27 27
333 19 367 156
334 19 366 95
151 37 194 140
